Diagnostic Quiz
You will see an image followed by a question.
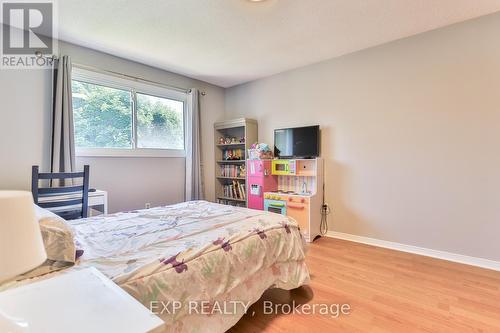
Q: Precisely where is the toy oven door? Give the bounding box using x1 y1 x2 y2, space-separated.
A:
264 199 287 215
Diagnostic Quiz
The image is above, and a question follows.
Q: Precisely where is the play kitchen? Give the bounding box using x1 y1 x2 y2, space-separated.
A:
264 158 323 242
246 125 324 242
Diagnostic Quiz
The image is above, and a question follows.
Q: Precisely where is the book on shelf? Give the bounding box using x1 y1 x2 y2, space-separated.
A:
221 180 246 201
219 164 245 178
238 182 246 200
216 199 245 207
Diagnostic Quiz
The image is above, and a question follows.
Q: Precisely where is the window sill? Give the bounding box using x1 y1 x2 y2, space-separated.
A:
75 148 186 158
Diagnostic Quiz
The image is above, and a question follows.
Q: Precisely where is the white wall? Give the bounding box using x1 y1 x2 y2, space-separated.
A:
0 40 225 212
225 13 500 261
0 69 52 189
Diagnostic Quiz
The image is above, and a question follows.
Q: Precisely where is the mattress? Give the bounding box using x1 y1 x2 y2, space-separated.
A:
67 200 310 332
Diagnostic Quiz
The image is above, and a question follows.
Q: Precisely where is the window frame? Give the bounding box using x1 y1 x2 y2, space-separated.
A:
72 67 188 158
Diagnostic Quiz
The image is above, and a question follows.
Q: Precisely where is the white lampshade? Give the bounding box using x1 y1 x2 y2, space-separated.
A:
0 191 47 283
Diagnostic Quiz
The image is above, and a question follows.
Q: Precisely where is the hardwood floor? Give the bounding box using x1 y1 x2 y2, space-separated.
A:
229 237 500 333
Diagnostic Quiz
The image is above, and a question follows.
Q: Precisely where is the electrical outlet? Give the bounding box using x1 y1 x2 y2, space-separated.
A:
145 203 151 209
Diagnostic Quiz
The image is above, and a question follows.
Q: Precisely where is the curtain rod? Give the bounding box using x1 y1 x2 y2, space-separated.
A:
71 61 206 96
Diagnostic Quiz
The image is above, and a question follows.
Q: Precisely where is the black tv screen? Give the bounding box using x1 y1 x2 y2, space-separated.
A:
274 125 320 158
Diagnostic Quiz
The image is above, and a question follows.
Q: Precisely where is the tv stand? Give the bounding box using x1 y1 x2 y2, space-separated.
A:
275 156 315 160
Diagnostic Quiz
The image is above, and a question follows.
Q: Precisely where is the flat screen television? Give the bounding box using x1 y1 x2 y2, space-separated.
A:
274 125 320 159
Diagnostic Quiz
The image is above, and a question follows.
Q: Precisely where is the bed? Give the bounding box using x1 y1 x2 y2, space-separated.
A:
31 200 310 332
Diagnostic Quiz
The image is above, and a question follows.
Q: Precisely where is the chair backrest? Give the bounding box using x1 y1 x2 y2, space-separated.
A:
31 165 90 220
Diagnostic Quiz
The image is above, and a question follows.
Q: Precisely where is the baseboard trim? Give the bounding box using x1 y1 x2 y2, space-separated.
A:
325 231 500 272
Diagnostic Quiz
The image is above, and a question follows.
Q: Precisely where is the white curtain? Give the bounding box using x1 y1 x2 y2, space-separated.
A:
51 55 75 185
185 88 204 201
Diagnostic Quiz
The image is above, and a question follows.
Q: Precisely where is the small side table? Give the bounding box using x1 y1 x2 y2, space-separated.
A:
88 189 108 216
0 267 164 333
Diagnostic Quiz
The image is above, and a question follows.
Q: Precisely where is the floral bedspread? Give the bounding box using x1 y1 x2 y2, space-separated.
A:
67 201 310 332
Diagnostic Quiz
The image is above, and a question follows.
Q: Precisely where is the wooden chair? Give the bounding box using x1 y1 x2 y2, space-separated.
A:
32 165 90 220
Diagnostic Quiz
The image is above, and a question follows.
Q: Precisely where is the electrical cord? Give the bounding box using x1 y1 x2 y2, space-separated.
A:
320 182 331 235
320 203 330 235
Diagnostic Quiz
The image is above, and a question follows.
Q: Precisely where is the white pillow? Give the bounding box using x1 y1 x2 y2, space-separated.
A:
34 205 78 263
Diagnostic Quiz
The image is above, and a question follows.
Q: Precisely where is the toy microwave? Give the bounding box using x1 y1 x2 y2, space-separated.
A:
271 160 296 176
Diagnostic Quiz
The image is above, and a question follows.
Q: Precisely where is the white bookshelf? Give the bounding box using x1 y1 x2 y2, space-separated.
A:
214 118 258 207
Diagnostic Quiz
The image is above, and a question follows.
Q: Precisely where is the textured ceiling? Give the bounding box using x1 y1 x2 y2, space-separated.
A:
56 0 500 87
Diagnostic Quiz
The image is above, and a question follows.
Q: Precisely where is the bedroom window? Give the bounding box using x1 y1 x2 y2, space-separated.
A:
136 93 184 150
72 67 186 157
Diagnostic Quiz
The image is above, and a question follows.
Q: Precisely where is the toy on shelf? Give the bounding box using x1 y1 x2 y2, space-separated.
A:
223 149 243 160
219 136 245 145
248 143 273 160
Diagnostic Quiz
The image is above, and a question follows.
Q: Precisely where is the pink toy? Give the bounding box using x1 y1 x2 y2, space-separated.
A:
247 160 278 210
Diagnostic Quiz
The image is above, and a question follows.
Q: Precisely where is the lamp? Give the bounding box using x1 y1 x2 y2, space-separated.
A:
0 191 47 332
0 191 47 283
